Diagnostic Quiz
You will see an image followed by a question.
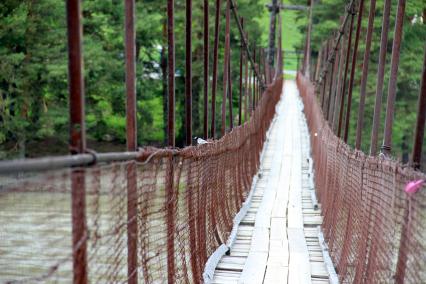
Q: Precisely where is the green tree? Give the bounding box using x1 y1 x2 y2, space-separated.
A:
293 0 425 161
0 0 269 158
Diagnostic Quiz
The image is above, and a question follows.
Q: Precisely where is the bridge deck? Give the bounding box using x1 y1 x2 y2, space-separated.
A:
212 81 334 284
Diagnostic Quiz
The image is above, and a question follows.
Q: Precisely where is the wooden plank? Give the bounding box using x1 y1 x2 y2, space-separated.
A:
217 259 244 272
212 81 336 284
267 240 289 268
281 106 294 157
270 217 286 240
236 236 252 241
288 228 311 283
212 278 239 284
238 225 254 231
311 278 329 283
249 227 269 253
256 109 287 229
234 239 251 244
263 265 288 284
220 256 246 265
238 252 268 284
271 159 291 218
304 216 323 225
287 114 303 230
215 271 241 278
309 256 325 262
271 196 288 218
310 262 329 279
229 250 249 257
213 275 240 283
231 243 251 249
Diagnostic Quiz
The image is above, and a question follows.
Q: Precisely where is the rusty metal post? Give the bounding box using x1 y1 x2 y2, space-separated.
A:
262 48 268 85
332 36 346 132
211 0 221 138
304 0 313 77
258 76 261 102
331 58 341 129
320 40 330 109
253 47 257 110
395 200 410 283
70 172 87 284
238 18 244 126
165 155 175 284
314 47 322 81
381 0 406 156
126 161 138 284
185 0 192 145
276 11 283 79
124 0 138 282
320 72 327 110
259 48 264 87
329 17 344 125
302 35 308 75
258 54 261 99
166 1 176 282
257 48 260 103
258 48 262 91
228 48 234 130
355 0 376 150
222 0 231 136
167 0 175 147
370 0 391 155
314 48 321 90
125 1 137 152
66 0 87 283
203 0 209 139
248 58 253 113
343 0 365 143
244 32 249 119
410 47 426 169
229 0 266 90
67 1 86 155
316 43 325 89
337 11 355 138
296 53 300 72
267 0 279 68
326 44 338 121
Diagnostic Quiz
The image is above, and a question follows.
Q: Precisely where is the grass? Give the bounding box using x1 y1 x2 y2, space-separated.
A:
284 72 296 80
255 0 306 72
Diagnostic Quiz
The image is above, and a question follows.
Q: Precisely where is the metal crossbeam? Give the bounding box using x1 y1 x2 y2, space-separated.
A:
266 3 308 11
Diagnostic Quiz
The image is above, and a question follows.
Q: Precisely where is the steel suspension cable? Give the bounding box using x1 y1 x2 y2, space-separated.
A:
315 0 357 85
230 0 266 90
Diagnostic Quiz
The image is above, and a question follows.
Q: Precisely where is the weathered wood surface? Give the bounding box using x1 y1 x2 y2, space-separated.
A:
212 81 334 284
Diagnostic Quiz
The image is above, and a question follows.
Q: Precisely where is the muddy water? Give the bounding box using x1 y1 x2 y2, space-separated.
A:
0 191 142 283
0 162 186 283
0 192 74 282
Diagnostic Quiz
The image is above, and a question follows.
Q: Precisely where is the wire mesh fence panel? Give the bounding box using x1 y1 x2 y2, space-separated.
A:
297 74 426 283
0 78 282 284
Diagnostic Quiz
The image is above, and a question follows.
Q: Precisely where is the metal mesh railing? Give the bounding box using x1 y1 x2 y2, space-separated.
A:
0 78 282 284
297 74 426 283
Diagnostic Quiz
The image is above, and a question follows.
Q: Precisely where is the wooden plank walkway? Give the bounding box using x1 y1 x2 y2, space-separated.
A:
211 80 334 284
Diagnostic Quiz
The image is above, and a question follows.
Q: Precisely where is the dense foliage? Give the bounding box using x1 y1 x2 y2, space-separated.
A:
0 0 267 158
292 0 425 162
1 0 424 162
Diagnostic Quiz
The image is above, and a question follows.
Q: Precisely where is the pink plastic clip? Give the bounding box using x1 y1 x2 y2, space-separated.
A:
404 179 425 195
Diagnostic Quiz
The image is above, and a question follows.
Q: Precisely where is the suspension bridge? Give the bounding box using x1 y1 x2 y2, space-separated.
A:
0 0 425 283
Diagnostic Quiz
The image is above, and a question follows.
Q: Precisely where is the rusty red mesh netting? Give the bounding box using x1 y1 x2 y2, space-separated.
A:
0 79 282 283
297 74 426 283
